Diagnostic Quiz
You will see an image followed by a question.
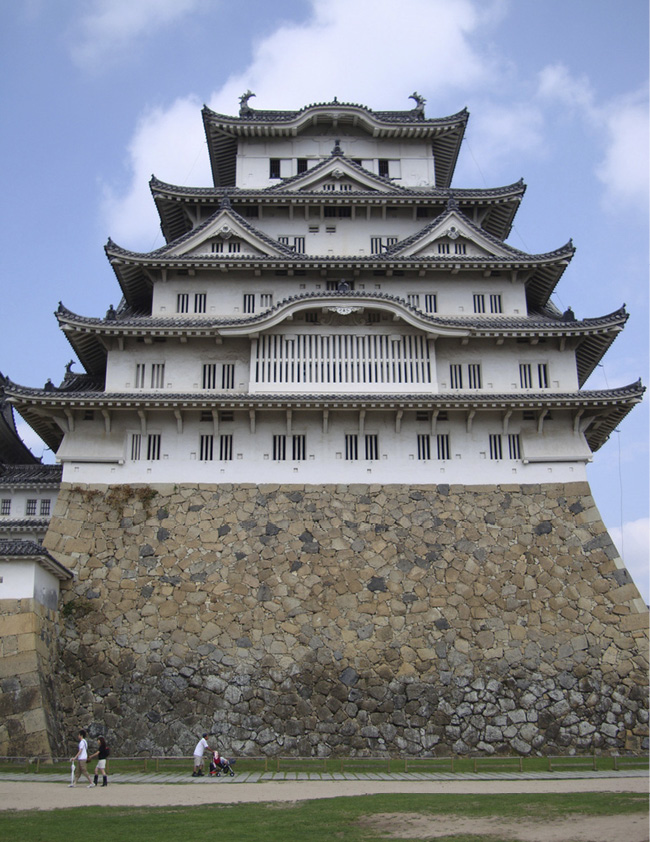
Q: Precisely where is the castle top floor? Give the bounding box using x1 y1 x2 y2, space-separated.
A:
202 96 468 189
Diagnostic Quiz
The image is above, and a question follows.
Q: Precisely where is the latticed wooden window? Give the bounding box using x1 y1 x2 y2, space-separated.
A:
134 364 146 389
221 364 235 390
199 435 214 461
147 434 161 461
519 363 533 389
150 364 165 389
273 435 287 461
130 433 141 460
449 364 463 389
508 434 521 460
424 294 437 313
489 434 503 461
292 435 306 461
345 434 358 461
537 363 549 389
365 434 379 461
490 294 502 313
202 364 217 389
220 435 233 461
467 364 482 389
437 434 451 461
417 434 431 461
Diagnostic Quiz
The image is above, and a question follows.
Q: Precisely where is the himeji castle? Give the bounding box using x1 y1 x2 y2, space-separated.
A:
2 95 647 758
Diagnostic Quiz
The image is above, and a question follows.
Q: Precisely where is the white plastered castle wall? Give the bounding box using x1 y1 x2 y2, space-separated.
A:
56 407 591 486
236 133 436 188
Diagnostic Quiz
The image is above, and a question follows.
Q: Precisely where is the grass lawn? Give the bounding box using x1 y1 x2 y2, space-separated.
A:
0 792 647 842
1 753 647 777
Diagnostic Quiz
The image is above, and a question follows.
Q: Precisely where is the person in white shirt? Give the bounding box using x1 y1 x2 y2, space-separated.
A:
69 729 93 787
192 732 212 777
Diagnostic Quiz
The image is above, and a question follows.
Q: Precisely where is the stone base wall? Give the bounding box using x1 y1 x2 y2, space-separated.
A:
43 481 648 757
0 599 65 756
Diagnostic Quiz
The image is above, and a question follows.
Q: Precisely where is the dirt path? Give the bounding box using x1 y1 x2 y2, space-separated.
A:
0 776 647 812
1 778 647 842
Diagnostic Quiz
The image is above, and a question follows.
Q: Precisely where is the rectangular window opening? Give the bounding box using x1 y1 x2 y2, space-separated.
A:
147 434 161 461
417 434 431 461
273 435 287 461
489 434 503 461
490 294 502 314
437 434 451 461
345 434 358 461
222 364 235 390
200 434 214 461
365 434 379 461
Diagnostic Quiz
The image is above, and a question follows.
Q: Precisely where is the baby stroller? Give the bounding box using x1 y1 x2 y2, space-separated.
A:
209 751 236 777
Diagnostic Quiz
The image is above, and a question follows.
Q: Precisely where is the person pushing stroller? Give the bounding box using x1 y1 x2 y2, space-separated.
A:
191 732 213 777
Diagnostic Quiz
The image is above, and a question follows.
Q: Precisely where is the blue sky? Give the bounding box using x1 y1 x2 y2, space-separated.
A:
1 0 648 599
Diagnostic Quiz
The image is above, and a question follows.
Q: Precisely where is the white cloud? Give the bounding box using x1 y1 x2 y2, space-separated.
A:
71 0 205 68
209 0 499 113
537 62 649 212
102 96 210 247
537 63 595 112
101 0 505 247
100 1 648 247
609 517 650 605
596 92 649 211
457 102 545 181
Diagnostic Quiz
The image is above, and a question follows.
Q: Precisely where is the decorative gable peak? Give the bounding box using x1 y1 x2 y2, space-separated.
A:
170 204 293 259
387 209 516 260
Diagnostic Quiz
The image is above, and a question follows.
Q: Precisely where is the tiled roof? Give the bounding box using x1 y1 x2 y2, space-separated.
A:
6 381 643 407
0 517 50 526
151 177 525 244
6 380 643 456
0 373 41 464
203 100 469 126
150 175 526 200
0 538 48 555
56 296 625 334
0 539 73 579
0 463 62 485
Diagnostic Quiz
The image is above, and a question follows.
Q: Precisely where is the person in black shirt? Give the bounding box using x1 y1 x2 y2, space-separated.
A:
88 736 110 787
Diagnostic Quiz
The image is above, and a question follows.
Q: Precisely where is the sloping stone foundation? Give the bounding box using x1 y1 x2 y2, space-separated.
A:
0 599 66 756
42 481 648 757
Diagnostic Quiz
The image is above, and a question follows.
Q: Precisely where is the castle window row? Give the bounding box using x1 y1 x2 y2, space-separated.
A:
177 293 207 314
202 363 235 390
1 498 53 516
128 433 522 463
211 241 241 254
128 360 550 391
268 158 401 180
171 290 509 317
449 363 483 390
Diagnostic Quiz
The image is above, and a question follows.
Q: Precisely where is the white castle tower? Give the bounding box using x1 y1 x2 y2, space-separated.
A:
4 96 646 758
